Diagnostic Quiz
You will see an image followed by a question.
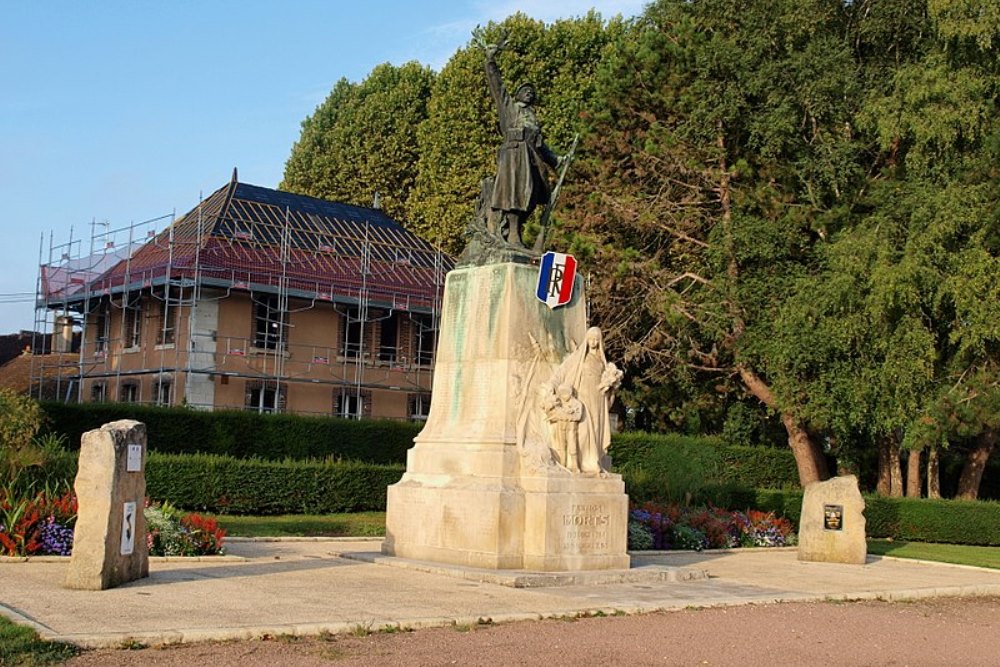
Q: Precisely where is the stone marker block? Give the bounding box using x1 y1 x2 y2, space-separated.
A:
798 474 866 565
65 420 149 590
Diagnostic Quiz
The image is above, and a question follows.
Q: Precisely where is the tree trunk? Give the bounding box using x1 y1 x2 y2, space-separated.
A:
906 448 921 498
876 437 891 496
927 446 941 499
889 436 903 497
876 435 904 497
956 430 996 500
737 365 828 486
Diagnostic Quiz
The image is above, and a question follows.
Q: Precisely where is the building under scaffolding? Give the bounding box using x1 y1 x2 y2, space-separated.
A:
33 171 452 420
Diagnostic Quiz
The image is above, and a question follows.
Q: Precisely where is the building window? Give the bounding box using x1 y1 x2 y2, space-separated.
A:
94 305 110 354
413 313 436 366
156 297 176 346
342 307 363 359
378 311 399 363
334 388 372 419
245 381 286 414
120 382 139 403
155 380 171 406
123 299 142 349
253 295 286 350
90 382 107 402
408 393 431 422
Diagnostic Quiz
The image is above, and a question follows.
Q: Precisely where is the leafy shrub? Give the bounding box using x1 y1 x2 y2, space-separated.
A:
627 501 795 551
745 489 1000 546
0 489 77 556
41 402 421 464
0 488 226 557
733 510 797 547
673 525 709 551
612 432 800 505
145 501 226 556
627 520 654 550
0 389 43 452
145 452 405 515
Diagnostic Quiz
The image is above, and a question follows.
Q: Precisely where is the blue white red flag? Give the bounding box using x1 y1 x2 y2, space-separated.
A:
536 251 577 309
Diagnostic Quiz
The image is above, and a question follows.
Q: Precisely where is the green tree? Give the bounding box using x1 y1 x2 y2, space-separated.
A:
565 0 862 485
766 0 1000 497
281 62 436 224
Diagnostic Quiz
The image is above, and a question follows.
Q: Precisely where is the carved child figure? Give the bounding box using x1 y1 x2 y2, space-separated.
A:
544 383 584 472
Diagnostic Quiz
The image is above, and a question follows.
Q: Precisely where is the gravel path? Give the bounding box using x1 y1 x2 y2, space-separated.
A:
66 596 1000 667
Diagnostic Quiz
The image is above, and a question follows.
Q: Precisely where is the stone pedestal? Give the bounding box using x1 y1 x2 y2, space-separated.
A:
383 263 629 571
797 475 867 565
65 420 149 590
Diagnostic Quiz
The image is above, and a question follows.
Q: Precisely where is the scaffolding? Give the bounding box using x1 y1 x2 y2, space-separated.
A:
32 176 450 421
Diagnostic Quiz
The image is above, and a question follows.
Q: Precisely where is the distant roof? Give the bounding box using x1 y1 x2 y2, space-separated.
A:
0 352 78 396
50 175 452 312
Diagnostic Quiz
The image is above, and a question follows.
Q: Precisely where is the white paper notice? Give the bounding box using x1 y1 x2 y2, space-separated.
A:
126 444 142 472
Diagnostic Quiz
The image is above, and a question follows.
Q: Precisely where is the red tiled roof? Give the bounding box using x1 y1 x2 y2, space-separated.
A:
75 178 452 311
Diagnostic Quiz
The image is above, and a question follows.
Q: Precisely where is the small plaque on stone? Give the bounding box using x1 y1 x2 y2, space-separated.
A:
823 504 843 531
120 501 137 556
126 444 142 472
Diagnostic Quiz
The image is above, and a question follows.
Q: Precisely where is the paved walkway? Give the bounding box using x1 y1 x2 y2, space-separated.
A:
3 539 1000 648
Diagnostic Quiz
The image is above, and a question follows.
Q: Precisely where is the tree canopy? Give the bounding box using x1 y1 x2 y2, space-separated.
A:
279 1 1000 496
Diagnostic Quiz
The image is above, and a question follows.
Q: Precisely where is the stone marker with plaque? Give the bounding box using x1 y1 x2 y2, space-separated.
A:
798 475 866 565
65 420 149 590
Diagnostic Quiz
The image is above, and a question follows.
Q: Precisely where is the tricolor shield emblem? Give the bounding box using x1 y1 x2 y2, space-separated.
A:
536 251 577 309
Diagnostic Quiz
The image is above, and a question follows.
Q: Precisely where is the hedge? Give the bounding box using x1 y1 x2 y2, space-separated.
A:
610 432 800 502
738 489 1000 546
18 446 1000 544
146 452 405 515
41 402 421 464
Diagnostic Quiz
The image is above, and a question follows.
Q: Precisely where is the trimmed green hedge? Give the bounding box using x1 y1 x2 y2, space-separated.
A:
41 402 421 464
611 432 799 502
739 489 1000 546
146 452 405 515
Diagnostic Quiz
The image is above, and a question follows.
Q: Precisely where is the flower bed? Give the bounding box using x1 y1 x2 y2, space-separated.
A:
0 490 226 558
628 501 796 551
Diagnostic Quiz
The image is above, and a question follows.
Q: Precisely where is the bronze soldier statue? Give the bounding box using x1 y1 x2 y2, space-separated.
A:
484 39 561 248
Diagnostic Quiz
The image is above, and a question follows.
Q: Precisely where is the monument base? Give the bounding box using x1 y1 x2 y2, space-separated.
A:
382 262 629 572
383 467 629 571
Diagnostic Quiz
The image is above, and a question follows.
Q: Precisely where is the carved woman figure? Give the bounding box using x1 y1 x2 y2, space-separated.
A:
553 327 623 473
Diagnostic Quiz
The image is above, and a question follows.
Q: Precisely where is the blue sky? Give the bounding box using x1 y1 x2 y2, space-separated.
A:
0 0 644 332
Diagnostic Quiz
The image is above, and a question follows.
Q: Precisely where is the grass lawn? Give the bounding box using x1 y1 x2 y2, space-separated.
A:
868 539 1000 569
0 615 78 666
212 511 386 538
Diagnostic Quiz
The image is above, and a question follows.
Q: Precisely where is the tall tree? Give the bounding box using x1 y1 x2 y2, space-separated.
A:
766 0 1000 495
281 62 436 223
565 0 862 485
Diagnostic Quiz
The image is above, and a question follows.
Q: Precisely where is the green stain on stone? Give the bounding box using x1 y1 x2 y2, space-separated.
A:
452 366 462 416
450 272 469 360
487 267 504 337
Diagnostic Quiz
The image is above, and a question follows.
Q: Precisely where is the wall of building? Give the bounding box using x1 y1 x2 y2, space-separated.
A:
78 288 433 421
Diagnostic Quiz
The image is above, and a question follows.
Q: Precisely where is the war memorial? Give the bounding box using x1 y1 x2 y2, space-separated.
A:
383 38 629 571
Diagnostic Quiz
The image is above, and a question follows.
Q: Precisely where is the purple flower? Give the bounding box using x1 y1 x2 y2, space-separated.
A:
38 516 74 556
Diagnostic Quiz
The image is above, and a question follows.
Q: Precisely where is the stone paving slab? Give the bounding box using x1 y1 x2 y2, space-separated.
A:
2 540 999 648
335 550 708 587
